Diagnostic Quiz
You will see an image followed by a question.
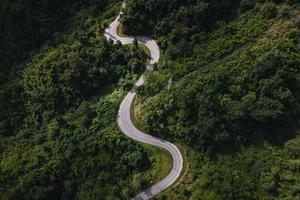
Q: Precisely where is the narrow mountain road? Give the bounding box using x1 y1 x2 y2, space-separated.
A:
104 2 183 200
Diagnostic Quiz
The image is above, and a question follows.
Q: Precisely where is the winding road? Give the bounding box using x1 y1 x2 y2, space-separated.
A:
104 2 183 200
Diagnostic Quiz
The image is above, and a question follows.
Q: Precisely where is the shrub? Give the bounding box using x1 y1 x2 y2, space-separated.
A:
260 3 278 19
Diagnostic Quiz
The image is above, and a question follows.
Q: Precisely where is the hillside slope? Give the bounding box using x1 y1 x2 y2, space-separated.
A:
122 0 300 199
0 1 162 199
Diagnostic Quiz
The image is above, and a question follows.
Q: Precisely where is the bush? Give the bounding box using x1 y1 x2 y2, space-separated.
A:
278 4 291 18
260 3 278 19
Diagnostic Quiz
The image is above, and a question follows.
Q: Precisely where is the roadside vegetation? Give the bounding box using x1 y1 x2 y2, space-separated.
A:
0 0 162 199
1 0 300 199
122 0 300 199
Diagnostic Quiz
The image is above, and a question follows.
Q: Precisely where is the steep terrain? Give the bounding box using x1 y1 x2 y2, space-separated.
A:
0 1 162 199
1 0 300 199
121 0 300 199
104 3 183 199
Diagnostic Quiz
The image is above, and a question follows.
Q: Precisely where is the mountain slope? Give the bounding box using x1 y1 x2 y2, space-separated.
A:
104 5 183 198
121 0 300 199
0 1 163 199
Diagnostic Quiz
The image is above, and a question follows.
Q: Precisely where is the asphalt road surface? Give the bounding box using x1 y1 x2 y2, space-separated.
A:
104 3 183 200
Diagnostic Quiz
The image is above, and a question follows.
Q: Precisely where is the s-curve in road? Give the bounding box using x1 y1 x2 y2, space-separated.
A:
104 2 183 200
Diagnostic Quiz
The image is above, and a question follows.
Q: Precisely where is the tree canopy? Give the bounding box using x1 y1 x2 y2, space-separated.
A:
124 1 300 199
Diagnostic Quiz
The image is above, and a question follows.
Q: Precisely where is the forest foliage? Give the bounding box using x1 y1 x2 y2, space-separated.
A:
0 0 157 199
122 0 300 199
1 0 300 199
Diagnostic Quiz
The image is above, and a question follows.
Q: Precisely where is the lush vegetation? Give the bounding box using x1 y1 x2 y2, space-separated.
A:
159 138 300 200
123 0 300 199
0 1 161 199
2 0 300 199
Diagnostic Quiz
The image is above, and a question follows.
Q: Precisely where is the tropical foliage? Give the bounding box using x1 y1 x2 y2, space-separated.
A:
0 1 157 199
123 0 300 199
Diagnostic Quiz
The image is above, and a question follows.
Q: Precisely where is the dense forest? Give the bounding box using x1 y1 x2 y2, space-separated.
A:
122 0 300 199
1 0 300 199
0 0 160 199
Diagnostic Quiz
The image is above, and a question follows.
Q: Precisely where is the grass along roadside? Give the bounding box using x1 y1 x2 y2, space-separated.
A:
117 18 172 186
131 93 189 192
153 142 189 200
131 95 188 198
117 21 127 37
117 10 183 195
139 43 151 65
115 33 174 191
130 95 173 183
